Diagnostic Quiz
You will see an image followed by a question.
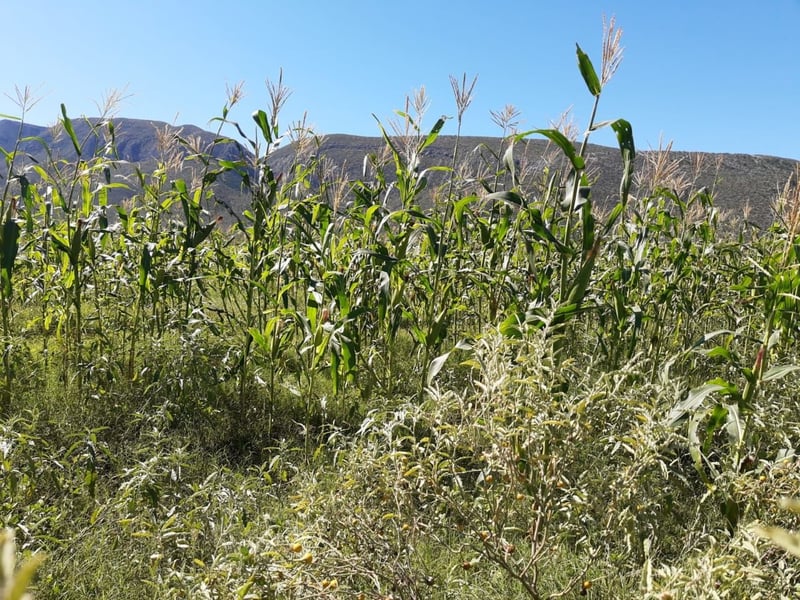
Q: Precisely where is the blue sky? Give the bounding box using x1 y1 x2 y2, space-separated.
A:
3 1 799 159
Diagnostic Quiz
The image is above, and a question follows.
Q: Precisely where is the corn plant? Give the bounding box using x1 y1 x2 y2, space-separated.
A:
32 107 127 399
663 172 800 531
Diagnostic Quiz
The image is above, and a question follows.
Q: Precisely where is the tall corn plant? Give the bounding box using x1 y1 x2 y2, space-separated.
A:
25 105 126 400
212 76 303 427
416 74 477 395
120 135 186 379
665 169 800 531
502 17 634 349
350 91 447 394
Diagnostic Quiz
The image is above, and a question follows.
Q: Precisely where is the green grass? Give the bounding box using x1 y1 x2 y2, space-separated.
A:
2 20 800 600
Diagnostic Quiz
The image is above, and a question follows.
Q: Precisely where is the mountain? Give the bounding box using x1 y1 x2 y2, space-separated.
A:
0 117 247 164
0 118 797 228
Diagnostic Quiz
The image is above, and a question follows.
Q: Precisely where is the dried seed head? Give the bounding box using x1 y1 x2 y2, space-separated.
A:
267 68 292 126
95 86 131 119
5 84 43 114
288 111 320 163
635 137 691 197
413 85 430 121
490 104 521 135
601 14 624 86
226 81 245 108
550 108 579 142
450 73 478 121
776 165 800 237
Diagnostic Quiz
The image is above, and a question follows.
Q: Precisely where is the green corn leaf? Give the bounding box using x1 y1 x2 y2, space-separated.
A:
50 231 71 256
611 119 635 205
0 219 19 297
686 414 715 483
576 44 602 96
341 337 356 379
69 221 84 264
425 308 448 348
330 349 341 394
427 340 471 387
702 345 735 362
525 216 570 253
564 239 599 308
420 117 446 151
453 195 476 224
581 200 594 257
138 245 152 290
230 119 257 148
81 177 92 215
485 191 523 206
516 129 584 171
427 350 451 387
721 496 740 531
725 403 743 444
553 302 581 323
500 310 524 338
762 364 800 382
602 202 625 234
373 116 405 175
589 119 617 131
252 110 272 144
60 104 82 157
666 382 729 426
690 329 736 351
503 143 517 186
703 403 729 454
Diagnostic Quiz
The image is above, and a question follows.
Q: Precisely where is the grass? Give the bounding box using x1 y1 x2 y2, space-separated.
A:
2 17 800 599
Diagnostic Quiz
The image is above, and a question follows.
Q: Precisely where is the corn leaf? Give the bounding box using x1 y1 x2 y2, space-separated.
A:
611 119 635 205
576 44 602 96
420 117 446 151
515 129 584 171
60 104 82 157
762 364 800 382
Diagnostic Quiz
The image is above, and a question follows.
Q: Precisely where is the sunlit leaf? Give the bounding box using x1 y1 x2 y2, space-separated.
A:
60 103 82 157
515 129 584 171
611 118 635 205
427 351 451 387
420 117 446 151
252 109 272 144
666 382 729 426
576 44 602 96
762 364 800 382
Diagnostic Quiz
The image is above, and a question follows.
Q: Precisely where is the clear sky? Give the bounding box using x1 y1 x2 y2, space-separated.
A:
3 1 799 159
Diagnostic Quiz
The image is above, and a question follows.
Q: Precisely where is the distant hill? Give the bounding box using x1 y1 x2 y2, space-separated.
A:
1 118 797 228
